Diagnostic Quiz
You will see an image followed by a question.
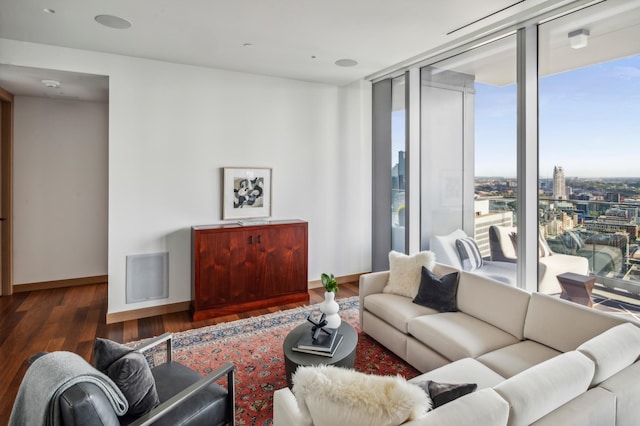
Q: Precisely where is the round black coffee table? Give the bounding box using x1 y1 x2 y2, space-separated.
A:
283 321 358 388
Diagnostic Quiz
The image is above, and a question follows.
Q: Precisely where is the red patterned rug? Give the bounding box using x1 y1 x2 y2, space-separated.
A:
130 297 420 425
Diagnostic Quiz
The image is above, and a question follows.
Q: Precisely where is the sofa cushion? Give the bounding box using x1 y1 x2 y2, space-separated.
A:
383 250 436 298
493 351 595 426
455 238 483 271
457 272 531 340
364 293 438 333
413 267 459 312
599 361 640 426
408 312 520 361
292 365 430 426
524 293 627 352
577 323 640 385
531 387 615 426
403 388 509 426
476 340 561 378
410 357 506 390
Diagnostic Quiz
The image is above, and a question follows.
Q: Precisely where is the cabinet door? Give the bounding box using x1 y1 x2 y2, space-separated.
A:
228 229 259 302
194 230 232 309
255 224 308 296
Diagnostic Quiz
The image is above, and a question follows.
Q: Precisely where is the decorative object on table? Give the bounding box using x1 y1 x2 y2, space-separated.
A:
292 316 342 356
319 272 341 329
222 167 272 220
306 312 333 340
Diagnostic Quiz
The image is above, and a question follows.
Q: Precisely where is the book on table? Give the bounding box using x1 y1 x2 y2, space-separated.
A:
295 326 338 352
292 334 343 357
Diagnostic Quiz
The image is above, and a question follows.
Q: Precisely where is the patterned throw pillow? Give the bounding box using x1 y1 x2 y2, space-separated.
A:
455 238 483 271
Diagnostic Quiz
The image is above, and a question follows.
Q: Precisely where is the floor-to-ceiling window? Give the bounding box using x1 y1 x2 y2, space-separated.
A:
539 0 640 302
391 76 406 252
372 0 640 304
419 35 518 279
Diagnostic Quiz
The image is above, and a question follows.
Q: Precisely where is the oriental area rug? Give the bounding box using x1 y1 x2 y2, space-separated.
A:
129 297 420 426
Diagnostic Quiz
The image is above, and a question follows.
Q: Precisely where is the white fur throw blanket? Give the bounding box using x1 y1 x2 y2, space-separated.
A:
292 365 430 426
9 351 128 426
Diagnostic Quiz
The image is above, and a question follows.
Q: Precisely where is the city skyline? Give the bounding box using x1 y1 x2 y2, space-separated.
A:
391 54 640 179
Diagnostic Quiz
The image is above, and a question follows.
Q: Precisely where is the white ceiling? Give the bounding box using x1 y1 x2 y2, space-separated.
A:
0 0 561 100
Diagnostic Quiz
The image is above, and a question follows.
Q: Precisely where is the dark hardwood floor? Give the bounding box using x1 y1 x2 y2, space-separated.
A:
0 281 359 424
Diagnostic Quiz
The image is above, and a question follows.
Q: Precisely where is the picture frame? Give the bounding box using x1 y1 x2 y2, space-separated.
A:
223 167 272 220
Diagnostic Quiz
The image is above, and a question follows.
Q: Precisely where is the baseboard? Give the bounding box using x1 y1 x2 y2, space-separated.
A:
308 273 364 289
106 301 192 324
108 272 366 323
13 275 108 293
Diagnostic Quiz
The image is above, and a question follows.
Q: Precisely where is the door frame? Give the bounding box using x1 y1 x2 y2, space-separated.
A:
0 86 13 296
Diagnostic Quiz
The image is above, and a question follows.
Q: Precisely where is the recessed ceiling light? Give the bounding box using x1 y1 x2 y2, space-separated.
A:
43 8 56 14
95 14 132 29
335 59 358 67
243 43 254 48
41 79 61 88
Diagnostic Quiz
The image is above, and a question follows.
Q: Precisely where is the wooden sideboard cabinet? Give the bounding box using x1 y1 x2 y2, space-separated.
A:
191 220 309 321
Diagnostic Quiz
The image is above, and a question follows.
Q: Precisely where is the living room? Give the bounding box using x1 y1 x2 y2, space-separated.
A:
2 0 640 424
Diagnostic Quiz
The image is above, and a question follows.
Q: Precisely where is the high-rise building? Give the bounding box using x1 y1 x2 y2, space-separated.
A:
553 166 566 200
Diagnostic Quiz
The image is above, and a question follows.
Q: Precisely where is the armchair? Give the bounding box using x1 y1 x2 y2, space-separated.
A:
489 225 590 294
13 333 236 426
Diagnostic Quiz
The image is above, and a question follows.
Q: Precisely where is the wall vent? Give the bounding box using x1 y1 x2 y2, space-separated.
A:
126 252 169 303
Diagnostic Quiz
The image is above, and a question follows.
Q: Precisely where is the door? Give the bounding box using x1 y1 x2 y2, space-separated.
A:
0 87 13 297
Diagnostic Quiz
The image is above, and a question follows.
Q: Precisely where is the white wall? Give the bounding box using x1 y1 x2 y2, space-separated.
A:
0 39 372 316
13 96 108 284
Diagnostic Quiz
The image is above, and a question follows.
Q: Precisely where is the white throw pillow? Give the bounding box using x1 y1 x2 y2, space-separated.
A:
292 365 430 426
383 250 436 298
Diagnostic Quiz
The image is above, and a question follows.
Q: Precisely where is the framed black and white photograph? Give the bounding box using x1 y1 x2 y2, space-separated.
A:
223 167 272 220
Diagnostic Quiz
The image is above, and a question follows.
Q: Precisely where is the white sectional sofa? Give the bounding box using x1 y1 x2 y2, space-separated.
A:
358 264 640 425
273 263 640 425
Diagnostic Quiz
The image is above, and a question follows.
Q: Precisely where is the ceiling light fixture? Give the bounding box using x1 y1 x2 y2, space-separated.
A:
43 8 56 14
95 14 132 29
41 79 61 88
335 59 358 67
568 29 590 49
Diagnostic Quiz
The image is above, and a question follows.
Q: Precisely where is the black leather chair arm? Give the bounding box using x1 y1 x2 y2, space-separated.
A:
134 332 173 362
128 362 236 426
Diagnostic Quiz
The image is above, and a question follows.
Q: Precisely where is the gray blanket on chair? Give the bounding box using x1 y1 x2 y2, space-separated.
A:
9 351 128 426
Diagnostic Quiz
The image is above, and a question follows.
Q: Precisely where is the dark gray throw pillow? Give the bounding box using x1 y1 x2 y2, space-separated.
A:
94 338 160 417
417 380 477 409
412 267 459 312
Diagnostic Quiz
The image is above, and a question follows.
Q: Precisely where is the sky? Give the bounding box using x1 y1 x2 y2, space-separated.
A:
475 54 640 178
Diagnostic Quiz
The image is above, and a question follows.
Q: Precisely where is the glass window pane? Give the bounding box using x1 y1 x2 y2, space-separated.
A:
391 76 406 252
539 1 640 300
421 35 518 283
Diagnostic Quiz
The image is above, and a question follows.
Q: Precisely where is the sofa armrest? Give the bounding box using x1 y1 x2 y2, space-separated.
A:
273 388 312 426
359 271 389 326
